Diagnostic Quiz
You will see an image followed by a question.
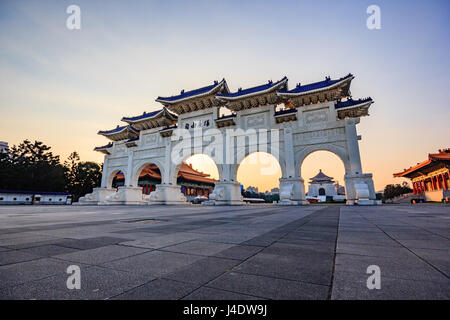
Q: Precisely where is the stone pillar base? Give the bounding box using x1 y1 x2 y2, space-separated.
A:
76 188 117 205
209 181 243 205
279 177 307 205
102 187 146 205
145 184 187 205
344 173 378 206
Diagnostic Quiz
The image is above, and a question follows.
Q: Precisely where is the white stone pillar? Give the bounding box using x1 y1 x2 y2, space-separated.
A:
284 128 296 178
345 118 363 174
100 155 109 188
124 150 134 187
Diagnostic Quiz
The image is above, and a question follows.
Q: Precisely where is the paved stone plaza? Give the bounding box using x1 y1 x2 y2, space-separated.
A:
0 204 448 300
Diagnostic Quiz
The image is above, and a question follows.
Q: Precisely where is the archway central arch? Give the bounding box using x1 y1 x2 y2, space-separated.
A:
236 151 283 203
301 150 347 203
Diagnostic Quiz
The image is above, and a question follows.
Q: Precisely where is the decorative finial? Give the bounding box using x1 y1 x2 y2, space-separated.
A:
238 87 242 92
214 80 218 84
180 89 185 94
268 80 273 84
296 83 301 88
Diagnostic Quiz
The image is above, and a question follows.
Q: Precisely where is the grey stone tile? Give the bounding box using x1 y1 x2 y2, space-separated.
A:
240 236 279 247
262 242 335 258
57 237 129 250
0 279 74 300
281 231 337 242
278 238 336 249
397 239 450 250
0 235 60 248
101 250 202 277
54 245 150 265
331 270 450 300
120 232 203 249
19 245 80 257
30 266 153 299
408 248 450 276
183 286 263 300
113 278 197 299
0 258 82 288
336 243 414 258
162 240 234 256
335 253 449 283
163 256 240 285
212 245 263 260
233 252 334 286
208 272 329 299
3 238 67 250
0 250 41 266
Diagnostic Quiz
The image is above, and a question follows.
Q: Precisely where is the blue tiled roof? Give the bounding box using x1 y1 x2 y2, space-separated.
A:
98 125 139 135
156 79 228 103
94 142 113 150
278 74 353 95
335 97 373 109
217 77 288 99
126 137 139 143
122 109 163 122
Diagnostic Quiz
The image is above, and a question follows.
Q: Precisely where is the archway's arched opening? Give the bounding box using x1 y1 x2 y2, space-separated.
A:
300 150 346 202
135 163 162 195
236 152 282 202
110 170 125 189
177 154 219 201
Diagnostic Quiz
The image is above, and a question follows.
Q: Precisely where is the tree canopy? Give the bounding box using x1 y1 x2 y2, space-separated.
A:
383 182 412 200
0 140 102 201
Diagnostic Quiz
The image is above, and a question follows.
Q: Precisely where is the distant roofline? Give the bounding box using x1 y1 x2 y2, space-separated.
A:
156 79 229 105
216 77 288 101
277 74 354 97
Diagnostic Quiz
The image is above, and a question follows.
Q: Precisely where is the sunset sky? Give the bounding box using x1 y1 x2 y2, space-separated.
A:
1 0 449 192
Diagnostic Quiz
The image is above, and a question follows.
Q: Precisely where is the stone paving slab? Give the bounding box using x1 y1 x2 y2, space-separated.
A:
182 286 263 300
112 278 198 300
331 270 450 300
53 245 150 265
207 272 330 300
163 256 240 286
100 250 202 277
161 240 235 257
0 250 42 266
19 244 80 257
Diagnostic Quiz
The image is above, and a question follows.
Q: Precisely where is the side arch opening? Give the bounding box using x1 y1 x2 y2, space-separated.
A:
173 154 219 202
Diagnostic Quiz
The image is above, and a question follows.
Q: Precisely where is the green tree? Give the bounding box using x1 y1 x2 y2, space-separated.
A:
383 181 412 200
64 152 102 201
0 140 66 191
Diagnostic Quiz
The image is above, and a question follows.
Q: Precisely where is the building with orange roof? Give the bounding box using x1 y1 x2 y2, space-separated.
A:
394 149 450 202
112 163 216 199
